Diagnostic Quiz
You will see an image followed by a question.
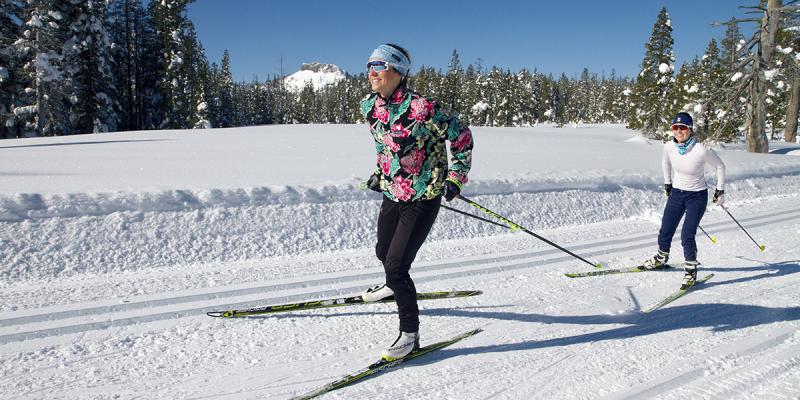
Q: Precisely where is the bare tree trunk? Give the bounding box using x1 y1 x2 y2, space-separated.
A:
786 74 800 143
747 0 781 153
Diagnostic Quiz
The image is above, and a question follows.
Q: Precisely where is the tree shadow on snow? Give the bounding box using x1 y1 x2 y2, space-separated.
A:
0 139 170 149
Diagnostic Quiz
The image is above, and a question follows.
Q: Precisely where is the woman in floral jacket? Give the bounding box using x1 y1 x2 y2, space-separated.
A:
359 43 473 361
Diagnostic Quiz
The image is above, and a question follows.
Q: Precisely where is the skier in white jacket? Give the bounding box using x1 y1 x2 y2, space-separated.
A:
643 112 726 289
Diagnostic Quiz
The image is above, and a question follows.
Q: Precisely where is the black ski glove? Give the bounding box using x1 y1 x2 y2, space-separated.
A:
443 179 461 202
664 183 672 197
366 172 382 193
713 189 724 206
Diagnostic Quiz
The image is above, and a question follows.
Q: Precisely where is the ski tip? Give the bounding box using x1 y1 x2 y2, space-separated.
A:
206 311 234 318
564 273 579 278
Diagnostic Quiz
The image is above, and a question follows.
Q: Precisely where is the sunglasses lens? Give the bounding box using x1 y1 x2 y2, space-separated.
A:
367 61 388 72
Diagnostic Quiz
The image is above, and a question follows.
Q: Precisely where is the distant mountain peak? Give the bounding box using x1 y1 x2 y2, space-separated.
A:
299 62 344 75
284 62 346 92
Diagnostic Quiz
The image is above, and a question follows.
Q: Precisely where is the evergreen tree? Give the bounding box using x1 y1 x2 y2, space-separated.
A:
717 17 747 140
63 0 118 134
218 49 234 127
1 0 26 138
108 0 150 131
697 39 729 140
667 59 700 135
148 0 194 129
630 7 675 138
16 0 71 136
442 49 464 113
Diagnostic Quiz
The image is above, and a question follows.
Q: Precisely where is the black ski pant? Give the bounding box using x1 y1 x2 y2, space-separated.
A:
376 196 441 333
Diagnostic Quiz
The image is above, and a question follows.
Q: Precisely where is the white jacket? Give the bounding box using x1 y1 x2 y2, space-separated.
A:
662 140 725 191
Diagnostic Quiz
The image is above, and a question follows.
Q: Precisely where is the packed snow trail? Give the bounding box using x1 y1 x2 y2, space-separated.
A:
0 196 798 399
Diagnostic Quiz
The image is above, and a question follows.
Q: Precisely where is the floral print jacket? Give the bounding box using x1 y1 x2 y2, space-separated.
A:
360 85 473 203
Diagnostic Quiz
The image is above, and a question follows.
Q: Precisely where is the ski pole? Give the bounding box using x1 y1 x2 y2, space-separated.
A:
720 205 766 251
698 225 717 244
440 204 512 229
455 194 603 269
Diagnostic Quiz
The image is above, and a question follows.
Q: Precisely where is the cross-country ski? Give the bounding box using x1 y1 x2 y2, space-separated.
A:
206 290 483 318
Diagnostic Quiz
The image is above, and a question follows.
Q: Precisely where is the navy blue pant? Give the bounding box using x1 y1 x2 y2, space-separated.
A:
376 196 441 333
658 188 708 262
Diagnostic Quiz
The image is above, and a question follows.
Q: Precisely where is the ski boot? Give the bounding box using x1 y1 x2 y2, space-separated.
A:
641 249 669 270
362 283 394 302
681 261 699 289
381 331 419 361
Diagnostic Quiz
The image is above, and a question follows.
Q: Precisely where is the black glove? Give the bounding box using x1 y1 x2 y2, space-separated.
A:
713 189 724 205
443 179 461 202
664 184 672 197
366 172 382 193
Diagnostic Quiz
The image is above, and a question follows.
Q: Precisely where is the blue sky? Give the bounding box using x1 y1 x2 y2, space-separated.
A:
187 1 759 82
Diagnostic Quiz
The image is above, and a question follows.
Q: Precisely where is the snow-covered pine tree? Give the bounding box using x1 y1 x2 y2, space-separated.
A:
494 69 517 127
0 0 26 138
667 58 701 137
251 77 273 125
516 69 536 126
192 57 213 129
148 0 193 129
63 0 118 134
108 0 150 131
555 73 572 127
217 49 234 127
529 70 543 124
182 23 206 128
442 49 464 114
696 39 730 141
538 73 553 124
293 81 314 124
461 63 478 125
15 0 71 136
718 17 746 138
630 7 675 138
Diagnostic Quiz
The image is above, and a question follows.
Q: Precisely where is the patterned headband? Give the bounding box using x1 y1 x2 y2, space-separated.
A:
369 44 411 76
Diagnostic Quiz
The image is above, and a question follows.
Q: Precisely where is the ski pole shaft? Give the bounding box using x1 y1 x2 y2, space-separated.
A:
721 205 766 251
440 204 511 229
456 194 602 268
698 225 717 244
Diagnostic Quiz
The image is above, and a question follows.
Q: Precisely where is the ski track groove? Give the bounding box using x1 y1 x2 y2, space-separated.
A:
0 205 796 346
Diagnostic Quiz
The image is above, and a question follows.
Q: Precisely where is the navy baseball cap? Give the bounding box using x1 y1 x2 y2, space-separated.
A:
671 112 693 129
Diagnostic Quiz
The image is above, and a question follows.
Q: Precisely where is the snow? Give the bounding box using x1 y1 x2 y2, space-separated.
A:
764 69 779 81
731 72 744 82
472 101 490 113
658 63 671 74
1 124 799 399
